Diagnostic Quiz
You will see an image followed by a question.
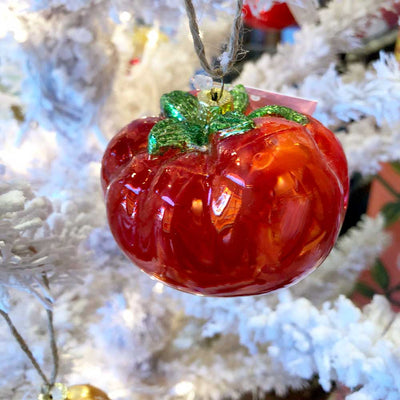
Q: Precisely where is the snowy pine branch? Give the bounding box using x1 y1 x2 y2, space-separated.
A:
17 4 116 143
278 52 400 175
290 214 390 303
337 118 400 176
238 0 397 91
1 0 400 399
282 53 400 128
0 180 100 310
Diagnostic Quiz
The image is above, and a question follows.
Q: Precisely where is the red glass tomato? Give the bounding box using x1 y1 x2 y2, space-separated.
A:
243 2 297 31
101 89 348 297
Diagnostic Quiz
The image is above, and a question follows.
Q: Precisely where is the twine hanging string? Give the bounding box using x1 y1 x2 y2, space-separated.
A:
0 271 59 390
184 0 244 82
0 309 50 386
42 273 59 386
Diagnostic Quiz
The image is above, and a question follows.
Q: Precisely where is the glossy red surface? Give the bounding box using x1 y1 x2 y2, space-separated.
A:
243 3 297 31
101 92 348 297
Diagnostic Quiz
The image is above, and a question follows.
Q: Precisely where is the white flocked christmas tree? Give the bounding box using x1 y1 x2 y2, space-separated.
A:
1 0 400 399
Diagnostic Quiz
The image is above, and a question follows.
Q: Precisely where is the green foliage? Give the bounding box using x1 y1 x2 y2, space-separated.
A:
370 259 390 290
354 282 376 299
381 201 400 227
390 161 400 174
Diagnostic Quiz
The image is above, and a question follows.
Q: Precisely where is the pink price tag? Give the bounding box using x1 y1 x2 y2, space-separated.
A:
245 86 317 115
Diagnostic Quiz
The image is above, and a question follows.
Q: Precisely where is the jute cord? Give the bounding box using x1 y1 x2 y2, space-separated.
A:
0 272 59 388
42 273 59 385
0 308 50 386
184 0 244 81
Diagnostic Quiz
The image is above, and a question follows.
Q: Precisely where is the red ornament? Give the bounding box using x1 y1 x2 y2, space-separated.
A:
243 2 297 31
101 87 348 297
381 3 400 28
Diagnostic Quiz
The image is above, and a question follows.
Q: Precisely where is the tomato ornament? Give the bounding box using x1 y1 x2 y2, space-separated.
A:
243 2 297 31
101 85 348 297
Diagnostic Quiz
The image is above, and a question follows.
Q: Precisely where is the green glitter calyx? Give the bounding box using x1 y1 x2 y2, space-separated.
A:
248 105 309 125
148 85 309 155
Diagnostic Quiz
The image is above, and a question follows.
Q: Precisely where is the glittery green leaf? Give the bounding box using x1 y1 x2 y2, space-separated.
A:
148 118 205 155
230 84 249 113
196 103 222 126
248 105 309 125
150 88 310 155
160 91 200 122
208 111 255 138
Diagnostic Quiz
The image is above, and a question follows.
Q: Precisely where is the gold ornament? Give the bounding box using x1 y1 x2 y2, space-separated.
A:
38 383 110 400
67 384 110 400
197 88 234 114
395 27 400 63
132 26 169 56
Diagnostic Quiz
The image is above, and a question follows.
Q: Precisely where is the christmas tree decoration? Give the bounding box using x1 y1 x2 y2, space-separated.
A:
131 26 169 59
4 0 400 399
101 85 348 296
128 25 170 68
67 385 110 400
395 26 400 61
243 2 297 31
